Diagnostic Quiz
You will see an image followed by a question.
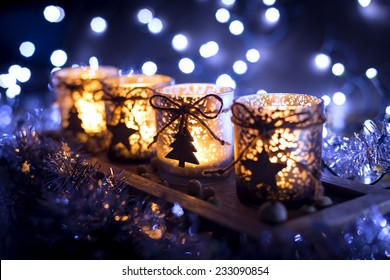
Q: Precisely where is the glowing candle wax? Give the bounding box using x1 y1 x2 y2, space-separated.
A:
232 93 325 207
51 66 118 150
102 74 173 161
150 83 234 185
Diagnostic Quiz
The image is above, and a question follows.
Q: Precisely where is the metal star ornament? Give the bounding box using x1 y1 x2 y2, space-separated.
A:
107 122 137 151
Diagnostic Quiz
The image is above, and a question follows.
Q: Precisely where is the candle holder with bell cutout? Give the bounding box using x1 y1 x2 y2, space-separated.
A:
102 74 173 162
149 83 234 185
231 93 325 207
51 66 118 152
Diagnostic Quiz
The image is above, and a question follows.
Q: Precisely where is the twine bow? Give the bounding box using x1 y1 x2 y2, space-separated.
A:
148 93 228 148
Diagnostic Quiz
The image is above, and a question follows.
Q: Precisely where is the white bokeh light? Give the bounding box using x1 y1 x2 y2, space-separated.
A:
221 0 235 6
229 20 244 35
366 68 378 79
263 0 276 6
8 65 22 77
246 49 260 63
137 8 153 24
50 50 67 67
90 17 107 33
142 61 157 75
233 60 248 75
43 5 65 23
148 18 163 34
178 58 195 74
386 106 390 115
17 67 31 83
257 89 267 94
265 7 280 23
89 56 99 70
314 53 331 69
199 41 219 58
0 74 17 88
6 84 21 98
19 41 35 57
358 0 371 8
215 8 230 23
332 63 345 76
332 91 346 106
216 74 236 89
172 34 188 51
321 95 331 106
322 126 328 138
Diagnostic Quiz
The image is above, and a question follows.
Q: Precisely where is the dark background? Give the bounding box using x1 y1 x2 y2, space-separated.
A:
1 0 390 133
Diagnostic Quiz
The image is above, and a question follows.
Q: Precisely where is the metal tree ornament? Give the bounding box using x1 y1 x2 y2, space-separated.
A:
149 83 234 184
149 93 227 167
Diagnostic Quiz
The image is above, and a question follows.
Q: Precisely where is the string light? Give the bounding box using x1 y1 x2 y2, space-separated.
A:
265 7 280 23
19 41 35 58
142 61 158 75
199 41 219 58
50 50 67 67
215 8 230 23
172 34 188 51
90 17 107 33
216 73 236 88
246 49 260 63
137 8 153 24
332 63 345 76
178 58 195 74
314 53 331 70
332 91 346 106
358 0 371 8
232 60 247 74
43 5 65 23
321 95 331 106
229 20 244 35
148 18 163 34
365 67 377 79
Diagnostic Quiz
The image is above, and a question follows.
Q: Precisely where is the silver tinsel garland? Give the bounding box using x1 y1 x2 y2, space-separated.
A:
323 118 390 184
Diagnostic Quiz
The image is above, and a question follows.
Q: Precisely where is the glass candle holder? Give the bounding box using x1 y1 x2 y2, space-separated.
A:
51 66 118 151
150 83 234 185
232 93 325 207
102 74 173 162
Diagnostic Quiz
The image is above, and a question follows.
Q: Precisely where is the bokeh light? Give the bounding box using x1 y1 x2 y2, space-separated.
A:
0 74 17 88
366 67 378 79
221 0 235 6
148 18 163 34
16 67 31 83
0 105 12 127
321 95 331 106
142 61 157 75
215 8 230 23
6 84 21 98
265 7 280 23
199 41 219 58
229 20 244 35
332 63 345 76
19 41 35 58
178 58 195 74
50 50 67 67
233 60 248 74
216 74 236 89
89 56 99 69
386 106 390 115
314 53 331 70
172 34 188 51
333 91 346 105
43 5 65 23
358 0 371 8
90 17 107 33
263 0 276 6
246 49 260 63
137 8 153 24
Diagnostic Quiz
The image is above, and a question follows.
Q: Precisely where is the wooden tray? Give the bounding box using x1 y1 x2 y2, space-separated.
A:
89 156 390 239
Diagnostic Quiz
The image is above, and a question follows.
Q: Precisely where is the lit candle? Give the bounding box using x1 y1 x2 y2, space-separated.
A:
150 83 234 184
102 74 173 161
51 66 118 150
232 93 325 207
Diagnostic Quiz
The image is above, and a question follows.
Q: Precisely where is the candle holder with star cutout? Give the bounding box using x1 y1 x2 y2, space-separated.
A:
102 74 173 162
